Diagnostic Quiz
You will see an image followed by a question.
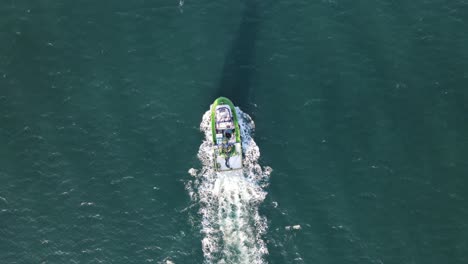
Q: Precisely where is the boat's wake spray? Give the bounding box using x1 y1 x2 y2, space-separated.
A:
187 108 271 264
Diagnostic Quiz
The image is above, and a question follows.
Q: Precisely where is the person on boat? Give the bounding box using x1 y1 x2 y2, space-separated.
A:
222 143 233 168
224 130 232 139
221 142 233 154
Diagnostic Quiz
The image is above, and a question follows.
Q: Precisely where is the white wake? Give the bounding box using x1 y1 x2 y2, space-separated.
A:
187 107 271 264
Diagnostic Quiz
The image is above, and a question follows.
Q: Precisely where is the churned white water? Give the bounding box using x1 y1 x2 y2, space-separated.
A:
188 107 271 264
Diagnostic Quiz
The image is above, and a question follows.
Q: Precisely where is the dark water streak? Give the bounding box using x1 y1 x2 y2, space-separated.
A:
215 0 260 113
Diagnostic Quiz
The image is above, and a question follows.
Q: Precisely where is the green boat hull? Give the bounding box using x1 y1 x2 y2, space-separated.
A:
210 97 242 171
210 97 241 143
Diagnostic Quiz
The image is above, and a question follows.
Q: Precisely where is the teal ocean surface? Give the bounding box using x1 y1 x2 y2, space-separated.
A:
1 0 468 263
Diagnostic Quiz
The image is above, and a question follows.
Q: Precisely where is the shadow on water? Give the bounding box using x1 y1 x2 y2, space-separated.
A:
215 0 260 113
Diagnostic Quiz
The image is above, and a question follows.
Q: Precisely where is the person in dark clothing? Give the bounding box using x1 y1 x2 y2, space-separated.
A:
224 129 232 139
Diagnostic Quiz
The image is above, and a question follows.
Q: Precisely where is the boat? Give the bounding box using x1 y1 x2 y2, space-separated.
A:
210 97 242 171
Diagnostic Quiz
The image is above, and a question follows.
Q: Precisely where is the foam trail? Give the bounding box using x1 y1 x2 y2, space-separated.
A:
187 107 271 264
